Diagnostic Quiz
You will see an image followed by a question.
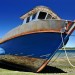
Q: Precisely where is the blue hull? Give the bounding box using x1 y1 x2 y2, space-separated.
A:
0 32 68 59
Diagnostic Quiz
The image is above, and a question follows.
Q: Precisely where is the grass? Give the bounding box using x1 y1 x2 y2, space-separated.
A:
0 71 75 75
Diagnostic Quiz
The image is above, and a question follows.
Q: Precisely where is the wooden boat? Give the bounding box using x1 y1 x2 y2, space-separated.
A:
0 6 75 72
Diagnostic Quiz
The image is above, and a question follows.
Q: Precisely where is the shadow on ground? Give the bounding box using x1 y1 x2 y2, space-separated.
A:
0 61 66 73
40 66 66 73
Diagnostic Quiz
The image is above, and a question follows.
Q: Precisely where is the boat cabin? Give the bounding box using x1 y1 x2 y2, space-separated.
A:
20 6 61 24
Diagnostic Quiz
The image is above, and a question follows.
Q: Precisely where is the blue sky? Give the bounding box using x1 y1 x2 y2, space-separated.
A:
0 0 75 47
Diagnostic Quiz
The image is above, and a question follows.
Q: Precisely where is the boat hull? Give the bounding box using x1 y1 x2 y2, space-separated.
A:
0 32 68 72
0 55 46 72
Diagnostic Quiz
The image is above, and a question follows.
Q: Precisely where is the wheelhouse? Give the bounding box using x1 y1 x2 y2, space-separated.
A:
23 11 56 24
21 6 60 24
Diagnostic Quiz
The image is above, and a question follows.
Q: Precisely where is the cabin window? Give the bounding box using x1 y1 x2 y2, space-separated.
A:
32 13 37 20
46 14 52 19
52 17 55 19
38 12 47 19
26 17 30 23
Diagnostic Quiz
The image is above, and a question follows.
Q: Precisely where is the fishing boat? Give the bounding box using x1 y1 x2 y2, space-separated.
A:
0 6 75 72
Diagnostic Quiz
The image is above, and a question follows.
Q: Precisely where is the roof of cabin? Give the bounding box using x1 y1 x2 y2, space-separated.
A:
20 6 61 20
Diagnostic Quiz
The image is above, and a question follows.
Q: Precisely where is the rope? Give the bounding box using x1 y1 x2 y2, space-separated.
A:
60 31 75 67
49 31 75 65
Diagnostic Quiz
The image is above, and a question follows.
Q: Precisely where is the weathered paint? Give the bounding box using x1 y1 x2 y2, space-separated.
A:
0 19 67 43
0 55 46 72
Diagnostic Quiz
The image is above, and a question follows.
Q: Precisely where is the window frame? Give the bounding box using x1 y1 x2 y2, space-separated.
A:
46 14 52 19
23 18 27 24
32 13 37 20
